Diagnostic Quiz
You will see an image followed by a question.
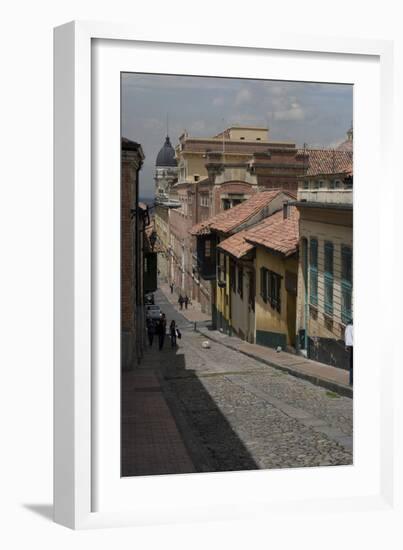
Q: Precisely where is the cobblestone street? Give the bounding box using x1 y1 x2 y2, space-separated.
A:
122 288 353 476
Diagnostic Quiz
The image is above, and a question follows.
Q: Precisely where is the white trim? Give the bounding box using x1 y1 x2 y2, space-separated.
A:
54 21 395 530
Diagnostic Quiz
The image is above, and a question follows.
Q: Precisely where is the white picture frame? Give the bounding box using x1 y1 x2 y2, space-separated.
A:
54 21 399 530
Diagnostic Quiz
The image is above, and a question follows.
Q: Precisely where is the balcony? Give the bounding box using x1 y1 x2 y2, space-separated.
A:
196 235 217 280
297 176 352 206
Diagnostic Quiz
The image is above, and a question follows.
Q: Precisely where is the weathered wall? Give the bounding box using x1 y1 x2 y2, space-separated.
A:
230 263 255 343
216 254 231 333
296 210 353 368
255 249 298 349
155 205 170 282
121 143 144 370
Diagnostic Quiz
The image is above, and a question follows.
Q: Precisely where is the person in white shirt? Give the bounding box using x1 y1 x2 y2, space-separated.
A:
344 320 353 386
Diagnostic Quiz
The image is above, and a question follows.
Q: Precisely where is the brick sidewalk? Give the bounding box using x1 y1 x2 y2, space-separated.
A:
159 282 211 323
121 369 195 476
196 326 353 398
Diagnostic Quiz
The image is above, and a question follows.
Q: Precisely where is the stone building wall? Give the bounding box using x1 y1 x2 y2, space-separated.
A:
121 139 144 370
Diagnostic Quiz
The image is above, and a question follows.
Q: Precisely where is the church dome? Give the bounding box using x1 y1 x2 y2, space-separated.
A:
336 126 353 151
156 136 177 167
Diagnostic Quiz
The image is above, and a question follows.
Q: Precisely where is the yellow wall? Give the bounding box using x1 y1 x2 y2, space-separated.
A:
255 248 298 347
228 127 268 141
230 263 255 343
183 154 209 181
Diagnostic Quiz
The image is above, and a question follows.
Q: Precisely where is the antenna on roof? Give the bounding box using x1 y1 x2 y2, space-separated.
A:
166 113 169 137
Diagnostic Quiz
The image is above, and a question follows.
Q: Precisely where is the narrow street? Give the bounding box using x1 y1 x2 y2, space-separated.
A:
122 287 353 476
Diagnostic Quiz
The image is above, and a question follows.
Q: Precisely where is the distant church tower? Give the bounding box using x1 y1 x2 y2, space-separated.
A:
154 135 178 203
336 125 353 151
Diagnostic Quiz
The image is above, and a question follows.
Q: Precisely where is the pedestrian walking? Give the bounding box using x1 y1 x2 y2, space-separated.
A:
170 282 174 294
157 313 167 350
178 294 184 310
146 318 155 347
184 295 189 309
345 319 353 386
169 320 177 348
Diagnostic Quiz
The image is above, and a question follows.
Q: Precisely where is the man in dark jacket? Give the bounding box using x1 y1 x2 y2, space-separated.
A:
146 318 155 347
157 313 167 350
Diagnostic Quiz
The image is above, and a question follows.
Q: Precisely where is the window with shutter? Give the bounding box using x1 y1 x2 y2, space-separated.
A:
238 265 243 298
229 259 236 291
269 271 281 313
260 268 282 313
309 238 318 306
248 270 255 311
324 241 334 315
341 245 352 324
260 267 267 302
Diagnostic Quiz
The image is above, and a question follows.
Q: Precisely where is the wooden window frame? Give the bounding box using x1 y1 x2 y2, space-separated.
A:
341 245 353 324
238 265 244 298
324 241 334 316
309 238 318 306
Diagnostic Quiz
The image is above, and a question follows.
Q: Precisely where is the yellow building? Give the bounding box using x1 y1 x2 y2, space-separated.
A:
206 191 295 336
247 205 299 349
293 148 353 368
175 126 271 184
216 229 256 341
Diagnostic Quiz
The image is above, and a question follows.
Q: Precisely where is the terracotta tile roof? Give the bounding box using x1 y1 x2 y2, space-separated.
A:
217 229 254 259
190 189 295 236
301 149 353 177
244 205 300 257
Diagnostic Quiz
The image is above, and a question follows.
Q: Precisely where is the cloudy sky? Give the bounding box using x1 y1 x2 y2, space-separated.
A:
121 73 353 198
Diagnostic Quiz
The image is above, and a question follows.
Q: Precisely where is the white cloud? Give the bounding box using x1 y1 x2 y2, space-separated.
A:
268 96 305 122
231 112 262 125
122 73 241 92
269 84 289 97
234 88 253 106
276 102 305 121
188 120 207 134
213 96 225 106
143 117 164 131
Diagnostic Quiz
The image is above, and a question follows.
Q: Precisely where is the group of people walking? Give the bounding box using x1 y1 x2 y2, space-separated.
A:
146 314 181 350
169 283 190 310
178 294 190 310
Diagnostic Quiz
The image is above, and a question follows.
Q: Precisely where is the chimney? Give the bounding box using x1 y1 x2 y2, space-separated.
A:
283 202 289 219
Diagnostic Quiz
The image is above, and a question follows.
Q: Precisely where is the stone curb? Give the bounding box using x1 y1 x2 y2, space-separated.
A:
196 328 353 399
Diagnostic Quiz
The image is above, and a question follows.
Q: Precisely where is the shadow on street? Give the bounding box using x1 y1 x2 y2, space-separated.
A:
121 313 258 476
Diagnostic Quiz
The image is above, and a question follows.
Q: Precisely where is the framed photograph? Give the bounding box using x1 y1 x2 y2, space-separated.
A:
54 21 396 530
